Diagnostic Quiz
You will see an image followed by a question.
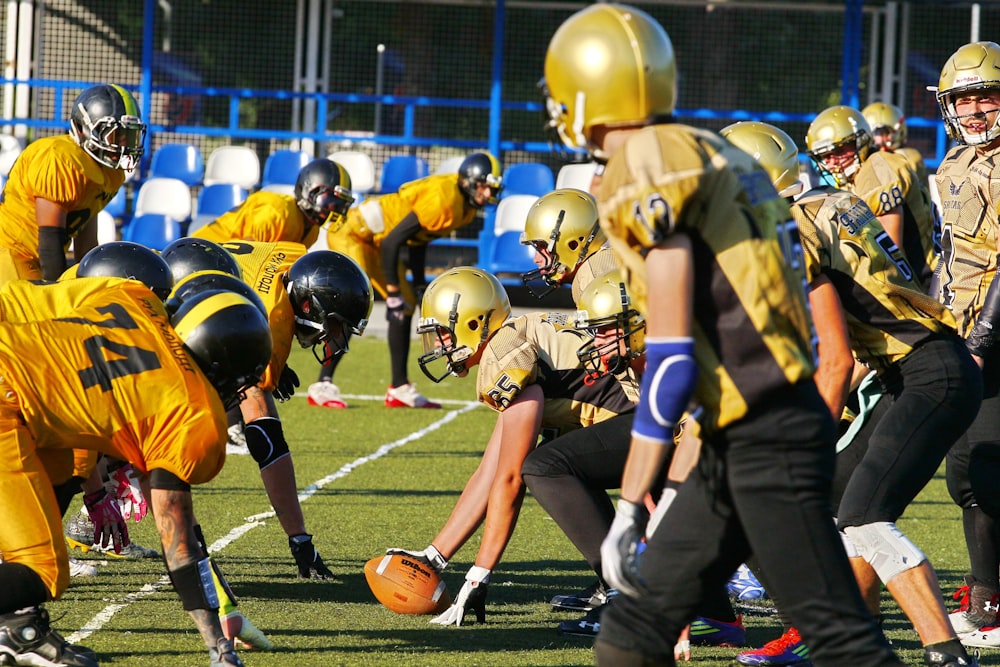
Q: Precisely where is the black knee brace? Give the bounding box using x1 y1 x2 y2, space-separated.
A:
245 417 290 470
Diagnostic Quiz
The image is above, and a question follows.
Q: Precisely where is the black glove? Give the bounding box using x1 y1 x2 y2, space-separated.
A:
274 366 300 402
289 533 336 580
385 295 406 323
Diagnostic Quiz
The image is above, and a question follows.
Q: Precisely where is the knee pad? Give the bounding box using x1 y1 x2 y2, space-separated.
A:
842 521 926 583
245 417 290 470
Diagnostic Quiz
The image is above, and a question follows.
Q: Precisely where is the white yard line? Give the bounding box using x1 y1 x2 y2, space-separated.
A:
66 399 480 644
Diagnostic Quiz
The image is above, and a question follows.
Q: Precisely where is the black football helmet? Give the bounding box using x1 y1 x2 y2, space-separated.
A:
69 84 146 171
76 241 173 301
283 250 373 363
294 158 355 229
160 237 242 284
457 152 503 207
166 270 267 318
170 289 272 410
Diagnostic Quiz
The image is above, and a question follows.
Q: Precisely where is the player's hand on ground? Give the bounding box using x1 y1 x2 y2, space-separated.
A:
289 533 336 579
274 366 300 402
385 544 448 573
430 566 490 627
674 624 692 661
111 463 147 522
208 637 244 667
600 498 649 598
83 489 130 553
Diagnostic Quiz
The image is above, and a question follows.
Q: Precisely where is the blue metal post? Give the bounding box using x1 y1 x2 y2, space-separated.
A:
488 0 504 158
841 0 863 107
140 0 155 176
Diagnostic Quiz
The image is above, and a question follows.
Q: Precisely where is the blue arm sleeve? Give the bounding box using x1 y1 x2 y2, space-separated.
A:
631 338 698 444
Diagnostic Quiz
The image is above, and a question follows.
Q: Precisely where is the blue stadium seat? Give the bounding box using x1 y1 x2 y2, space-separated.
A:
500 162 554 199
379 155 429 194
190 183 247 233
122 213 181 251
477 194 538 283
105 187 128 220
149 143 204 186
262 149 310 188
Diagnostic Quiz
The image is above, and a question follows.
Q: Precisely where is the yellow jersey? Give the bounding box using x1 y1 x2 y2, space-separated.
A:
194 190 319 247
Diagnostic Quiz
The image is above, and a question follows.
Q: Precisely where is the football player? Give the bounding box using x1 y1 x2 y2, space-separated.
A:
385 266 639 627
0 84 145 283
724 120 981 667
0 277 271 667
807 105 938 289
542 4 903 666
862 101 930 184
310 152 502 411
933 41 1000 649
518 188 618 303
192 157 354 247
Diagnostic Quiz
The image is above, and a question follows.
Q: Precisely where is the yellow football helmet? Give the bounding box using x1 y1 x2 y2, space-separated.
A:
519 188 606 298
542 3 676 160
805 106 874 187
720 121 804 198
417 267 511 382
936 41 1000 146
861 102 907 150
573 269 645 377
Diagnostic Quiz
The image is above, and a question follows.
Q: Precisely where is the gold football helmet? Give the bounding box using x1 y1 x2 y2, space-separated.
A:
542 3 676 159
805 106 873 187
861 102 907 150
721 121 804 198
520 188 606 298
936 41 1000 146
417 267 511 382
573 269 645 377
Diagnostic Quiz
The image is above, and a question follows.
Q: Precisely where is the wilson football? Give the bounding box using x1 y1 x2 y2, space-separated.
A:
364 553 451 615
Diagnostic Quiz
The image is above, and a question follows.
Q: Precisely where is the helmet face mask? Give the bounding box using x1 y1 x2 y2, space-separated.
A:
519 188 604 298
295 159 355 229
806 106 873 187
457 152 503 207
70 84 146 171
416 267 511 383
542 4 677 161
573 270 645 379
936 42 1000 147
284 250 373 364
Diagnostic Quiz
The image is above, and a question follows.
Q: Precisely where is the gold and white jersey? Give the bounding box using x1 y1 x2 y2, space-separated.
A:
570 245 619 305
850 150 937 288
793 186 954 372
597 123 815 435
475 312 638 439
934 143 1000 336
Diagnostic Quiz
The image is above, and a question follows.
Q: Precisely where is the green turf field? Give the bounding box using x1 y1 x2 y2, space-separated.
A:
54 337 979 666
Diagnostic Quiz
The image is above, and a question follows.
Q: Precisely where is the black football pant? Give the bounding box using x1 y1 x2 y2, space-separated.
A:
597 382 901 667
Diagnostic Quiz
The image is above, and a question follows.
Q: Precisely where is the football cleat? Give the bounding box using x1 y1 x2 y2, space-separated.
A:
96 541 160 560
556 604 604 639
950 576 1000 634
960 624 1000 648
736 627 811 666
689 615 746 647
385 383 441 409
307 381 348 409
65 510 95 553
727 563 768 601
208 637 244 667
226 423 249 455
550 579 611 613
0 606 99 667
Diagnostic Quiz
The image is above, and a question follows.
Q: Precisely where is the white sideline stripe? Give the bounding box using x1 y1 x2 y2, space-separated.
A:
65 400 480 645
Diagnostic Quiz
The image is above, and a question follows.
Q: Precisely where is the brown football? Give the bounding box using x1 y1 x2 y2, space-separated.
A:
364 553 452 615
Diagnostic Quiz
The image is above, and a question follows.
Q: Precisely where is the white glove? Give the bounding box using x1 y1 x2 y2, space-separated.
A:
385 544 448 573
430 565 490 627
600 499 649 598
110 463 147 522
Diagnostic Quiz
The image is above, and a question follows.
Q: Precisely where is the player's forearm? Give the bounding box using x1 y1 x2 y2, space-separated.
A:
475 474 527 571
620 437 670 504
